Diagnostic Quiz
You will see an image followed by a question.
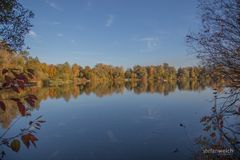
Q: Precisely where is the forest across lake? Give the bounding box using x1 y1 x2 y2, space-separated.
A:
0 0 240 159
0 49 224 88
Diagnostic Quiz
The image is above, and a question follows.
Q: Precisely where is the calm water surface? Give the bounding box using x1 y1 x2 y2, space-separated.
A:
0 85 220 160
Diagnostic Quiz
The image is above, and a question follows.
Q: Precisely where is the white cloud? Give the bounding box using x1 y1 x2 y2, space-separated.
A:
28 30 37 37
57 33 64 37
140 37 160 49
105 15 114 27
45 0 62 10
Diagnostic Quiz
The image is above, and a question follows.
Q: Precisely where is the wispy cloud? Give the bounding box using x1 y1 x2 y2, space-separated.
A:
45 0 62 10
28 30 37 38
140 37 160 50
133 36 161 52
105 15 114 27
57 33 64 37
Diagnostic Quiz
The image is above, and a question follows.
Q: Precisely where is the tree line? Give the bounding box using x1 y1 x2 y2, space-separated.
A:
0 48 224 87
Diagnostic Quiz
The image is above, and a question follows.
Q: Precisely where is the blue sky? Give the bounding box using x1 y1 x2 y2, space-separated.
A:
21 0 200 68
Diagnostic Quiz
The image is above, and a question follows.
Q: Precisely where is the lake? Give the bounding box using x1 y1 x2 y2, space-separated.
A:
0 82 238 160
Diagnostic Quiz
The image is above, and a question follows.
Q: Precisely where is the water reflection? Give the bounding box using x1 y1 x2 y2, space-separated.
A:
194 90 240 159
0 80 232 160
0 80 216 128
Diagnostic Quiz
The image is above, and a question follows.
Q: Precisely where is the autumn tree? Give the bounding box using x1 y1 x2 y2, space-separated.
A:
155 65 164 80
187 1 240 158
25 57 41 79
0 0 37 90
112 66 124 81
81 66 92 81
56 62 72 81
72 63 80 79
186 0 240 88
146 66 155 80
133 65 147 81
167 66 176 80
0 0 36 86
47 64 57 79
125 68 132 79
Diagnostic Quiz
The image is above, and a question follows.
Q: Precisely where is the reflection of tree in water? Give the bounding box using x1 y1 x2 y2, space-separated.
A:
0 68 45 160
0 74 228 159
194 90 240 159
83 81 125 97
0 87 43 128
127 79 215 96
0 79 218 129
